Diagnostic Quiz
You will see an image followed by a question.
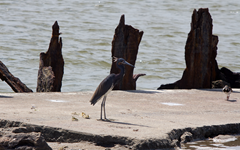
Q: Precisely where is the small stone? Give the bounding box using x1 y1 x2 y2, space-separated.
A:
171 139 180 147
212 135 237 143
180 132 193 143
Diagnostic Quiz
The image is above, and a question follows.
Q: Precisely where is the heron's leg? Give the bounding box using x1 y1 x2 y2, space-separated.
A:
100 97 104 120
103 96 107 119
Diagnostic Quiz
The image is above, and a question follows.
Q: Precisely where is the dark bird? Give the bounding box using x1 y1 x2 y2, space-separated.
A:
90 57 135 121
222 85 232 101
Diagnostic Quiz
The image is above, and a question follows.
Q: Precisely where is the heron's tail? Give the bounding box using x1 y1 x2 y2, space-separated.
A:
89 92 103 106
90 100 96 106
90 98 98 106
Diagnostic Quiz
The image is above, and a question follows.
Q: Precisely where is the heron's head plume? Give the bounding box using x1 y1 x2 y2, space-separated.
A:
113 56 118 62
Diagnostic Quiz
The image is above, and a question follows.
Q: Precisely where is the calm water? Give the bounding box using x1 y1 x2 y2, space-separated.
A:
0 1 240 149
0 0 239 93
182 135 240 150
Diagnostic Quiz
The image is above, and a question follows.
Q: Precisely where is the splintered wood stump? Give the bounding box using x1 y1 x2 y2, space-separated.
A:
110 15 145 90
0 61 33 92
158 8 219 89
36 21 64 92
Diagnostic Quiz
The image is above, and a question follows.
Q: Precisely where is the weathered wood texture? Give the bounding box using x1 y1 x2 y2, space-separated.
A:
36 21 64 92
110 15 145 90
0 61 33 92
158 8 219 89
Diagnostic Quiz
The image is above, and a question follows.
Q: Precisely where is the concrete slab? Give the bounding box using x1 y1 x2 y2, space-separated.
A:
0 89 240 148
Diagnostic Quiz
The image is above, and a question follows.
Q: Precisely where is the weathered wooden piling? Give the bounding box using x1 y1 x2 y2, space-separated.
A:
110 15 145 90
158 8 219 89
36 21 64 92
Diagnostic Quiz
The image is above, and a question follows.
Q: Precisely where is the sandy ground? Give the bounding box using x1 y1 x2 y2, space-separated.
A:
0 89 240 149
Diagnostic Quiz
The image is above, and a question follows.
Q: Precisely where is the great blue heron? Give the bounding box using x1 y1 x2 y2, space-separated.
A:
222 85 232 101
90 57 134 121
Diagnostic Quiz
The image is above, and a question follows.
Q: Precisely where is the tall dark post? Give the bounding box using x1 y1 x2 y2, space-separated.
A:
36 21 64 92
158 8 219 89
110 15 145 90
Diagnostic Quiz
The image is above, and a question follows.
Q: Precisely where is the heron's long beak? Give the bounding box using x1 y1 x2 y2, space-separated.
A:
123 60 135 68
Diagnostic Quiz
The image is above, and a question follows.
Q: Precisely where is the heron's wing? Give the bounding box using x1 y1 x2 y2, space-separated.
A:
90 74 115 105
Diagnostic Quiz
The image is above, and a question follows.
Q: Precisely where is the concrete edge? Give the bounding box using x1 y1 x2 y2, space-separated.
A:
1 119 240 149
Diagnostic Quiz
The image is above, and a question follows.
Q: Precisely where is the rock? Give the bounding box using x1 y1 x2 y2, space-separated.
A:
212 135 237 143
0 61 33 93
1 119 240 150
217 67 240 88
171 139 180 147
157 82 178 90
180 132 193 143
0 128 52 150
110 14 145 90
12 127 30 133
235 79 240 88
158 8 219 89
0 145 5 150
212 80 230 88
36 21 64 92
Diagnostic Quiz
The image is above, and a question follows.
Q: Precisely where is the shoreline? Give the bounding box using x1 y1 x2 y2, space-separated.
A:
0 89 239 149
1 119 240 149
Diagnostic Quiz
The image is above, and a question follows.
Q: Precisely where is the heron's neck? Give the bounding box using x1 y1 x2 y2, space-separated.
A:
118 64 125 77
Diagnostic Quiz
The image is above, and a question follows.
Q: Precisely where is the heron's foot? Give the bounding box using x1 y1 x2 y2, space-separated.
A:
97 118 105 121
104 118 115 122
104 118 111 122
96 118 115 122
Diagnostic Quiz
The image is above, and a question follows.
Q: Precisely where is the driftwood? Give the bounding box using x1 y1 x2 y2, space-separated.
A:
110 15 145 90
158 8 219 89
0 61 33 92
36 21 64 92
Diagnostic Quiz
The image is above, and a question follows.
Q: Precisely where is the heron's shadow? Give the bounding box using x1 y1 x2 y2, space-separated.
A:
98 119 150 128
